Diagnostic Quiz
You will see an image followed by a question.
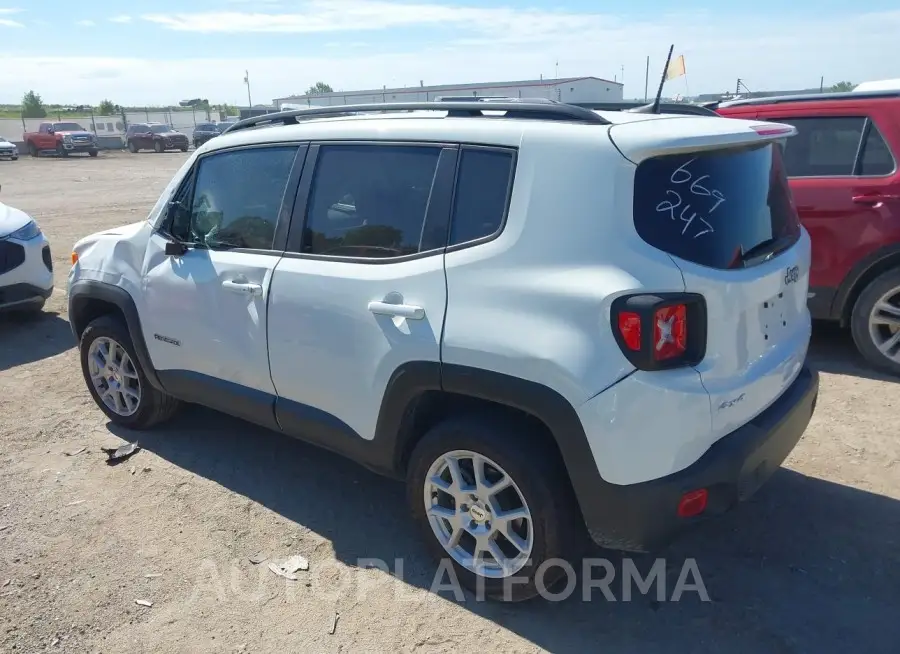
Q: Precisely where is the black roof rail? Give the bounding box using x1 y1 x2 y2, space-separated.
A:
435 96 560 104
718 89 900 108
221 101 609 134
568 101 718 116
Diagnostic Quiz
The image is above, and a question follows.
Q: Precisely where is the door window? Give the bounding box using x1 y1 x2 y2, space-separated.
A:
858 124 896 176
776 117 865 177
449 147 515 246
302 144 442 258
170 146 298 250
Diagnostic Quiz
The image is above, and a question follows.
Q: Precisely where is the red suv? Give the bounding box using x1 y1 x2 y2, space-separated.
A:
718 91 900 375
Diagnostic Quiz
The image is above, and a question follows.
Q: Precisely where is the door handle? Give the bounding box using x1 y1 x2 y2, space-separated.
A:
852 194 900 205
368 301 425 320
222 280 263 296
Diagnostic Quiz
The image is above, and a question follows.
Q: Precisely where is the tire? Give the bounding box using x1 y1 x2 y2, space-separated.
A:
28 142 38 157
57 144 68 158
407 413 583 602
128 141 138 153
89 149 99 157
850 267 900 377
193 140 200 149
154 141 164 153
79 315 181 429
180 146 188 152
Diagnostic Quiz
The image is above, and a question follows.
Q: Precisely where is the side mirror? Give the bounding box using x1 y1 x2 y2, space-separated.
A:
165 241 188 256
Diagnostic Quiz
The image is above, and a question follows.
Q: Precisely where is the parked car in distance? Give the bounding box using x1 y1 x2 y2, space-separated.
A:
0 184 53 314
23 121 99 158
126 123 189 153
718 90 900 375
192 122 236 149
68 101 818 601
0 136 18 160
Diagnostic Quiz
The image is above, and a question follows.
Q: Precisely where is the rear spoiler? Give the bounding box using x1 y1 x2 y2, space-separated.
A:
608 117 796 164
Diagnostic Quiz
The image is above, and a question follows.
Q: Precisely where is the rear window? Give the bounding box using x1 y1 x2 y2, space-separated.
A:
633 143 800 269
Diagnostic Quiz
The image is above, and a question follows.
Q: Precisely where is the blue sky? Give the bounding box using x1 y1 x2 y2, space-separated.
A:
0 0 897 105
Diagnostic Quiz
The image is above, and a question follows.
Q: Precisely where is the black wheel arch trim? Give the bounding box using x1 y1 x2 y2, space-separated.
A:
832 244 900 323
68 280 165 391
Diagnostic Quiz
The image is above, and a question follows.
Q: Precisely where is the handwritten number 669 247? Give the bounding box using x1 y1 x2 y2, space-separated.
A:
655 159 727 239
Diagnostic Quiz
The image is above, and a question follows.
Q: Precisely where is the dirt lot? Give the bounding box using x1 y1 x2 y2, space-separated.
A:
1 152 898 653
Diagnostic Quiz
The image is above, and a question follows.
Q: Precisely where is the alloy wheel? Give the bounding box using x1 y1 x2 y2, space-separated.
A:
867 285 900 363
87 337 142 416
423 450 534 578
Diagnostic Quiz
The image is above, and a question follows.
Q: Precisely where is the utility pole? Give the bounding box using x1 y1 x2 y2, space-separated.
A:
621 65 625 86
736 78 742 95
820 75 824 92
644 56 650 101
244 70 252 107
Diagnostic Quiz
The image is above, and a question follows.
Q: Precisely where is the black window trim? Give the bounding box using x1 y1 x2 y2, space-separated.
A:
283 139 460 265
445 144 518 253
771 114 897 179
155 141 308 256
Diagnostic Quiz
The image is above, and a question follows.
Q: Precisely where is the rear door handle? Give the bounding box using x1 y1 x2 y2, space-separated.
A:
852 194 900 205
368 301 425 320
222 280 263 296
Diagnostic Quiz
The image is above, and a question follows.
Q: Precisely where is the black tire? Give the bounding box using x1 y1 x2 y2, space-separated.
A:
850 267 900 377
128 141 138 153
57 144 68 158
193 140 200 149
79 315 181 429
89 149 99 157
10 156 17 161
180 146 188 152
28 142 38 157
407 413 584 602
154 141 164 153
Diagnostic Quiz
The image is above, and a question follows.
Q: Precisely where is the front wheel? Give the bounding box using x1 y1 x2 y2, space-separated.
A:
850 268 900 377
89 149 99 157
56 144 68 158
127 141 138 153
407 414 583 602
79 316 181 429
154 141 164 153
28 142 38 157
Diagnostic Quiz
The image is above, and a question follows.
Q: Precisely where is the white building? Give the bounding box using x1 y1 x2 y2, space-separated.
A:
273 76 623 109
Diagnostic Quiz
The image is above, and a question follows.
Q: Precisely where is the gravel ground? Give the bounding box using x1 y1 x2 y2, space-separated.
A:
0 152 898 654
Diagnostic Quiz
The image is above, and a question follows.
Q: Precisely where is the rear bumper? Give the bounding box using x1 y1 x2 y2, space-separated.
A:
582 365 819 551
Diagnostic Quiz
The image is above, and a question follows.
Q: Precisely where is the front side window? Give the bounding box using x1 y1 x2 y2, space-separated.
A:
170 146 298 250
302 144 442 258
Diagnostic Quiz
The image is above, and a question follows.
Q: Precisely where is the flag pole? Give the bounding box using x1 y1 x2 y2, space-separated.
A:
644 56 650 102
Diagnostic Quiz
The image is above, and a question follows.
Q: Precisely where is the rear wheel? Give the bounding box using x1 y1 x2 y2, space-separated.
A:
180 146 188 152
850 268 900 377
79 316 181 429
407 414 583 602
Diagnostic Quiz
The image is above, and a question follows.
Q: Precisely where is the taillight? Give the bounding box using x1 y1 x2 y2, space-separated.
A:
612 293 706 370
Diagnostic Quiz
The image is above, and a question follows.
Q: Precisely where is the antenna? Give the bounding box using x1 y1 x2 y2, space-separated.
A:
628 44 674 114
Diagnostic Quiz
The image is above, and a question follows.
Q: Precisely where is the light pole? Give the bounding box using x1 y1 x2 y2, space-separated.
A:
244 70 252 107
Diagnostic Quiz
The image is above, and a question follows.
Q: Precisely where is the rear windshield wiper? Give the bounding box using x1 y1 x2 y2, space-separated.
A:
737 235 795 266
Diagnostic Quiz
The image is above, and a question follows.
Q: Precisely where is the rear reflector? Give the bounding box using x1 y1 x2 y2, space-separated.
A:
677 489 708 518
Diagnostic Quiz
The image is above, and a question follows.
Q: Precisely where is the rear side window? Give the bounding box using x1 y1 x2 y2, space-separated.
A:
449 148 514 246
777 117 864 176
859 125 896 175
633 143 800 270
303 144 442 258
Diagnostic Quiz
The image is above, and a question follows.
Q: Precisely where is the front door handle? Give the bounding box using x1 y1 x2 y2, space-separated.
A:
222 280 263 296
852 194 900 205
368 301 425 320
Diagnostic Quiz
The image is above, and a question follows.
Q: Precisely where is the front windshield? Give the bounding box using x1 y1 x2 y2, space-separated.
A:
53 122 86 132
150 125 173 134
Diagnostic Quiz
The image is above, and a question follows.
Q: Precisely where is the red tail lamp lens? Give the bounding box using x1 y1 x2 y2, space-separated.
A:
653 304 687 361
617 311 642 351
677 489 708 518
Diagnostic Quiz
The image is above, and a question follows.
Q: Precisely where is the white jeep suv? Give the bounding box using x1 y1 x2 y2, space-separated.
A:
68 101 819 601
1 185 54 313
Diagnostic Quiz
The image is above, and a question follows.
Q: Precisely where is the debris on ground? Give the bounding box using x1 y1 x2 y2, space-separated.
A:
101 442 140 465
248 552 267 565
66 500 86 506
130 467 136 475
134 599 153 608
2 579 10 587
329 612 339 635
282 554 309 573
142 467 152 473
144 573 162 579
267 562 298 581
65 447 87 456
0 525 9 532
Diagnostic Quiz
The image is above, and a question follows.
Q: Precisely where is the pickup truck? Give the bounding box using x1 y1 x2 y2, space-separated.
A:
23 121 99 158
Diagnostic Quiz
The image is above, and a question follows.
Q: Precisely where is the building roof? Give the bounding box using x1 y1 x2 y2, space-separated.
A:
274 76 622 103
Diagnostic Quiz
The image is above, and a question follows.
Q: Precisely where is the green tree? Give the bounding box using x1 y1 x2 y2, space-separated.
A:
21 90 47 118
306 82 333 95
98 99 116 115
830 81 855 92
